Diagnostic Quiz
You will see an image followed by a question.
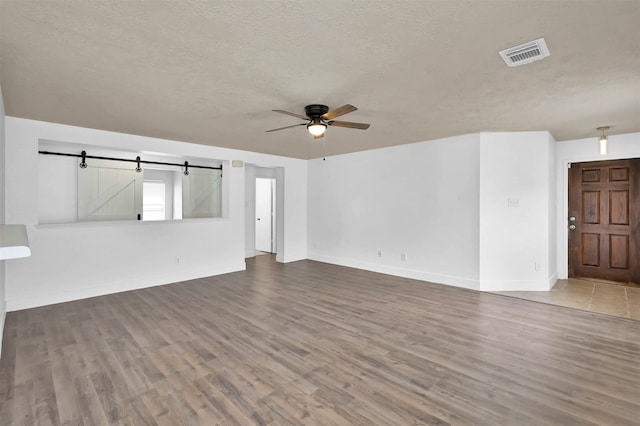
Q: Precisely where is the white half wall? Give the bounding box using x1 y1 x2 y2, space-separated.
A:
308 133 481 290
4 117 307 311
555 132 640 279
478 132 557 291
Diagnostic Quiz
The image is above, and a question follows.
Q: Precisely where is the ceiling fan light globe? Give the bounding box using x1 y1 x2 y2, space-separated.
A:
307 123 327 136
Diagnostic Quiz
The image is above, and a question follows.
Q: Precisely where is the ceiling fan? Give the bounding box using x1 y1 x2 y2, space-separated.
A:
266 104 370 139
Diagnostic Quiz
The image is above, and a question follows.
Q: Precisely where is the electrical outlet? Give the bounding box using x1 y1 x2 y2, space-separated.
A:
508 197 520 208
534 262 540 271
401 253 407 262
175 257 181 264
378 249 383 258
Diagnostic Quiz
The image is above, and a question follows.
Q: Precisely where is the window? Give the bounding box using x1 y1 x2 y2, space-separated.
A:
142 169 177 221
142 181 166 221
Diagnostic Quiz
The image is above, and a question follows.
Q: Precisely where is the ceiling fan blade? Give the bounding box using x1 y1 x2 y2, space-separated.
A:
265 123 306 132
327 120 370 130
272 109 309 120
313 133 325 140
322 104 357 120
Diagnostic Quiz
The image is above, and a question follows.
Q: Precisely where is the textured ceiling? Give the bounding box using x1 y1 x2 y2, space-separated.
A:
1 1 639 159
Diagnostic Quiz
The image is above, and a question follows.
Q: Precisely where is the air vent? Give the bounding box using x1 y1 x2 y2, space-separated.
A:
499 38 550 67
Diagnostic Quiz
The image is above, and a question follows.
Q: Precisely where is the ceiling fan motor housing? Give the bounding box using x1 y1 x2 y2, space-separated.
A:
305 104 329 118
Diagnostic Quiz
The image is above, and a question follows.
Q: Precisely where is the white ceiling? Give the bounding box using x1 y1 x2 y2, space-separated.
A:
1 1 639 159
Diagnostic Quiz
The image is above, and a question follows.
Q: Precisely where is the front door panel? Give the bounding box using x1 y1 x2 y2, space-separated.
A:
568 159 640 283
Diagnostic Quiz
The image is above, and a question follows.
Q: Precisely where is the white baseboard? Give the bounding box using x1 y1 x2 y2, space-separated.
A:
6 261 246 312
308 253 480 290
307 253 562 292
281 251 308 263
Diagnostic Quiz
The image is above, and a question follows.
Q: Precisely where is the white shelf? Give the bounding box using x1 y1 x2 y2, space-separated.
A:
0 225 31 260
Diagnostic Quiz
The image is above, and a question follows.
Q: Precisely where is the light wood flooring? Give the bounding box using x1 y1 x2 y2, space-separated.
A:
495 278 640 320
1 255 639 425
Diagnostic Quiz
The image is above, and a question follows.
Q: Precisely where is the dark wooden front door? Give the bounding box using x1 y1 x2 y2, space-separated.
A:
568 158 640 283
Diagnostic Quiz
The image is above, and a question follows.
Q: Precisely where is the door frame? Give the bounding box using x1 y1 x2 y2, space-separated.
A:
559 151 639 280
255 177 275 253
566 158 639 282
244 164 284 261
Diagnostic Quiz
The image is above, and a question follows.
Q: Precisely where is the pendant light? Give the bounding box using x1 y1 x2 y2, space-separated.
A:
597 126 609 155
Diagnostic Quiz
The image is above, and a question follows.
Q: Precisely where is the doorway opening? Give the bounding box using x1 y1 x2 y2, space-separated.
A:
255 177 276 254
244 164 284 262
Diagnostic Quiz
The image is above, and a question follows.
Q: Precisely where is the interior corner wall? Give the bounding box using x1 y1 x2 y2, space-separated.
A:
547 132 557 286
555 132 640 279
479 132 555 291
307 133 481 290
0 85 6 357
3 117 307 311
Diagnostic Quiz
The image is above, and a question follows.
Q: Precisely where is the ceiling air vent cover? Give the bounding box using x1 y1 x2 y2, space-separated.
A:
499 38 550 67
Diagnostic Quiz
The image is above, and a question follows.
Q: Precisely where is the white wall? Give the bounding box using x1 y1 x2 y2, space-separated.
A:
0 85 6 357
308 131 558 291
4 117 307 311
308 133 481 289
555 132 640 279
478 132 556 291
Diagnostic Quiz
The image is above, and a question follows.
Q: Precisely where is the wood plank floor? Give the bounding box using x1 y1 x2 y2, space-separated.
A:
1 255 639 425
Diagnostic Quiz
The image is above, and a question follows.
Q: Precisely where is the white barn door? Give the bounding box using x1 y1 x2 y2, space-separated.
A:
182 169 222 218
78 159 143 221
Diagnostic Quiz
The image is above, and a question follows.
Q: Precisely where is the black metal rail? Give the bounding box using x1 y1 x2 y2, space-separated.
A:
38 150 222 175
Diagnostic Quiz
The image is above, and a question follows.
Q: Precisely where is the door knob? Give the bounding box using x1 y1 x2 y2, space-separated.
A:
257 218 261 221
569 224 576 230
569 216 576 222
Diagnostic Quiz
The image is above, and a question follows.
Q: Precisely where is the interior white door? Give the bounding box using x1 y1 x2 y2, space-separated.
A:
255 178 273 253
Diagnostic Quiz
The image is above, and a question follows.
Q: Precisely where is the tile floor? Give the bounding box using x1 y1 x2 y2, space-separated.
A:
495 278 640 320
